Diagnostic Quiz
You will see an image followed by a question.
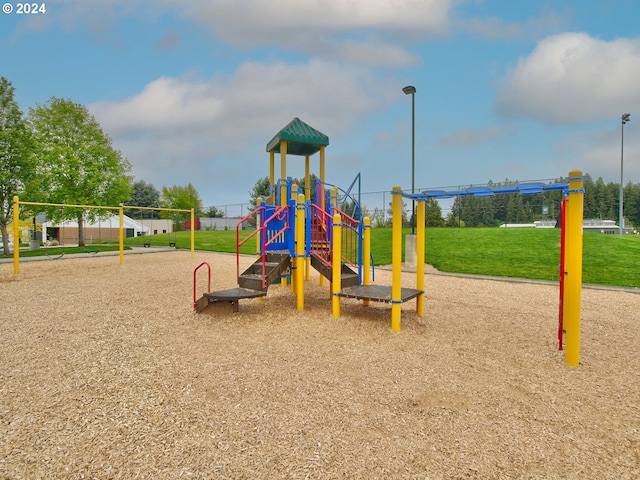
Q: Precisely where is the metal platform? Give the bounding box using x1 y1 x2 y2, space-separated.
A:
337 285 423 303
197 288 267 313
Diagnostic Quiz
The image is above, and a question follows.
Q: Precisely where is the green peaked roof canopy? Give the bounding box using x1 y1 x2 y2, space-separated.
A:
266 117 329 156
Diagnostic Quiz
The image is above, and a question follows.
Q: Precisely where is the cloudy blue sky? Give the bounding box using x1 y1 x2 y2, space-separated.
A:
2 0 639 211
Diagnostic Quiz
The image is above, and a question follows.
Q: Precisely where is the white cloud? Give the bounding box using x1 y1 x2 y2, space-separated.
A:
25 0 450 67
168 0 450 67
91 76 224 132
89 60 397 204
91 60 391 135
175 0 452 36
496 33 640 123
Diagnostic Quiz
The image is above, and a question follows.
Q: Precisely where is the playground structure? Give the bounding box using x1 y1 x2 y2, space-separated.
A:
193 118 585 366
10 199 196 273
194 118 423 325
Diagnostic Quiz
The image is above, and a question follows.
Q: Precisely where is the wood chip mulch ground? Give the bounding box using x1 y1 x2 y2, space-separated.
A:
1 250 639 479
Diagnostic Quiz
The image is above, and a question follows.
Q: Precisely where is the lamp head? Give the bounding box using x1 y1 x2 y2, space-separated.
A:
622 113 630 124
402 85 416 95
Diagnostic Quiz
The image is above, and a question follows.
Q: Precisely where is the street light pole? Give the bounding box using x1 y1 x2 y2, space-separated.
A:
403 85 416 234
620 113 630 235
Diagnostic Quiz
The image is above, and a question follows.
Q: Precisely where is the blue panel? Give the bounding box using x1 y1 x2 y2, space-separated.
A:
544 183 568 191
493 186 518 194
517 183 545 195
262 205 291 251
422 190 453 198
467 187 494 197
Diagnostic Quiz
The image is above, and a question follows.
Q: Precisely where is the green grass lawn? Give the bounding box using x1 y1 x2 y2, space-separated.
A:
173 227 640 288
370 228 640 288
10 227 637 288
125 230 256 255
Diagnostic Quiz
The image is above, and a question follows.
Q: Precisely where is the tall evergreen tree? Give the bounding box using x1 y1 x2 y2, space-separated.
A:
124 180 161 219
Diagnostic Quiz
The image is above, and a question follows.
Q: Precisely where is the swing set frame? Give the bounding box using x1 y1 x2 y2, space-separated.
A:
10 197 195 274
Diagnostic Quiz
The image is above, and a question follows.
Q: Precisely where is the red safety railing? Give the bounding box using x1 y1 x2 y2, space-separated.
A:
334 207 360 269
193 261 211 310
309 203 332 267
236 205 290 288
309 204 360 272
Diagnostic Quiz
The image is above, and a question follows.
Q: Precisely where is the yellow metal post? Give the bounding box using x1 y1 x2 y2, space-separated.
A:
305 156 310 200
319 146 325 188
256 197 263 255
563 170 584 366
332 213 341 318
119 205 124 264
190 208 195 258
290 184 298 293
391 186 402 331
295 193 306 310
362 216 371 306
13 196 19 274
280 140 287 207
319 145 326 213
305 155 311 281
269 150 275 204
279 141 289 287
416 199 425 316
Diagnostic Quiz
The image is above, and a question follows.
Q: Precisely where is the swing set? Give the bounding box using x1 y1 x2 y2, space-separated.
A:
126 206 183 249
10 197 195 274
41 205 108 258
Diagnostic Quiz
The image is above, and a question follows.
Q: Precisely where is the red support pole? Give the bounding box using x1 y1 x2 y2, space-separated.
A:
558 196 567 350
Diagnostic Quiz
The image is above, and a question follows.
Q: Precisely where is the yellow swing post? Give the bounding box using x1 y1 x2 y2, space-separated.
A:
362 216 371 307
119 204 124 264
415 198 425 316
391 186 402 331
563 170 584 366
13 196 20 274
295 193 306 310
331 212 342 318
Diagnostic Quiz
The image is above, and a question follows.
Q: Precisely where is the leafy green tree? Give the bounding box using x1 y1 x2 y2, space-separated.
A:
249 176 272 209
0 77 35 255
160 183 203 224
29 97 132 246
124 180 161 219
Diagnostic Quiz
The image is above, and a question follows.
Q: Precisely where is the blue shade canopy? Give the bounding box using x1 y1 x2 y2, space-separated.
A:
420 182 569 199
266 117 329 156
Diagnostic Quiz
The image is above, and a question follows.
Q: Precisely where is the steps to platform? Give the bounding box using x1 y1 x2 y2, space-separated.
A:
310 254 359 288
238 252 291 291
